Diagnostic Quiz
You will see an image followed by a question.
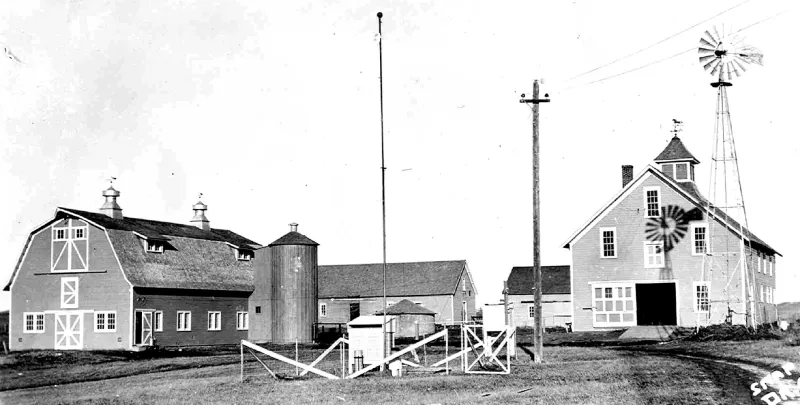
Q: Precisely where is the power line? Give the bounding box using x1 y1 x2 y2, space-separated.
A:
559 7 792 92
567 0 753 82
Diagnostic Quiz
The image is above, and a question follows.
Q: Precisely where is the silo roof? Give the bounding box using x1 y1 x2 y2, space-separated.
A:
268 231 319 247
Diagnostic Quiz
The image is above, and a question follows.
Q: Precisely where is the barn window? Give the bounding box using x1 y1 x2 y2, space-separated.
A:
319 303 327 317
60 277 79 309
146 241 164 253
528 306 535 319
644 187 661 218
154 311 163 332
768 257 773 276
691 224 707 255
694 282 709 312
23 312 45 333
661 164 674 179
177 311 191 331
675 163 688 180
644 242 664 268
74 228 86 239
95 312 116 332
54 228 67 241
236 249 253 261
208 311 221 331
600 227 616 258
255 306 262 314
592 284 635 327
237 312 249 330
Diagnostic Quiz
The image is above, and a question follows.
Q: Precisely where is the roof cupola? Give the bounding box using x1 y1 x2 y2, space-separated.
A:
654 122 700 183
99 180 123 219
191 193 210 231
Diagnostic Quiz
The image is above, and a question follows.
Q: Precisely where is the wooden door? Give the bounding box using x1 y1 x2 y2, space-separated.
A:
135 311 154 346
54 313 83 350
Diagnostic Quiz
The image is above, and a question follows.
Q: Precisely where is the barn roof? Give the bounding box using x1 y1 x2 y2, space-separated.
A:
375 299 436 315
319 260 468 299
3 207 261 292
561 166 780 256
505 266 570 295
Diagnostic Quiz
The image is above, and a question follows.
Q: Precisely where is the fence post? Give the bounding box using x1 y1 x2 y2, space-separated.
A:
295 339 299 376
240 341 244 383
445 326 449 375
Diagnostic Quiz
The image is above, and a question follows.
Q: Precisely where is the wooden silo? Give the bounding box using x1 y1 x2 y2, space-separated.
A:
268 223 319 343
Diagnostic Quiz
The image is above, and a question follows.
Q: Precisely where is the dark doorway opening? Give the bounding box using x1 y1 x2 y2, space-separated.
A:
134 311 143 345
349 303 360 321
636 283 677 325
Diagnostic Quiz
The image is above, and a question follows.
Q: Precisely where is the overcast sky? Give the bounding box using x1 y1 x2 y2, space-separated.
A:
1 0 797 310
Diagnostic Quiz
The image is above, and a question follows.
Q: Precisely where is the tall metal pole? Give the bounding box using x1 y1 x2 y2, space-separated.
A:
519 80 549 363
377 11 388 372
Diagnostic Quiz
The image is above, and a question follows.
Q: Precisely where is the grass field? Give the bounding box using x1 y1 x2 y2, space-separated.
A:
1 329 797 404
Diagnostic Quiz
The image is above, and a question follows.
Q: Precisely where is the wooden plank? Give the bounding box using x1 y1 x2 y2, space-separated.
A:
432 347 472 367
249 349 278 379
400 359 422 368
345 329 447 379
241 340 339 380
299 337 343 377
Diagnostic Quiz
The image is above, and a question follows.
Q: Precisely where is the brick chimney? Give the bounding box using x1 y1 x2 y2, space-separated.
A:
622 165 634 188
99 185 123 219
191 195 210 230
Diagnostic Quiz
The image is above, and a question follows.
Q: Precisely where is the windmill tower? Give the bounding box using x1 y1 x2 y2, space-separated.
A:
697 26 763 328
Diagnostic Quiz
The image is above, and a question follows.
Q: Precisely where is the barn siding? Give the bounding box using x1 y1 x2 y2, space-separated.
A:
508 293 571 327
451 268 477 323
135 288 249 347
248 246 272 343
10 218 131 350
570 173 771 331
318 295 456 326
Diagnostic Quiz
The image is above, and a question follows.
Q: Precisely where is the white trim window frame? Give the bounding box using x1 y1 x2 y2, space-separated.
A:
768 257 773 277
94 311 117 332
693 282 710 313
60 277 79 309
319 303 327 317
690 223 708 256
154 311 163 332
528 305 535 319
177 311 191 331
643 186 661 218
236 249 253 261
592 283 636 327
207 311 221 331
23 312 45 333
236 311 249 330
760 285 764 302
599 227 617 258
146 240 164 253
757 253 762 273
644 242 665 268
674 163 689 181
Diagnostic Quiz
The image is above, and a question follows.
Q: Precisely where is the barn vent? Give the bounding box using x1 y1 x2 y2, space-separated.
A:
622 165 634 188
99 185 123 219
290 222 298 232
191 197 210 231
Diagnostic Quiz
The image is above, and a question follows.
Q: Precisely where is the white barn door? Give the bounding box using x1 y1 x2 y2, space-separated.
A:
54 313 83 350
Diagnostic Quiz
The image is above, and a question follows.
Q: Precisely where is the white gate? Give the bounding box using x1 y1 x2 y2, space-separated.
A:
55 313 83 350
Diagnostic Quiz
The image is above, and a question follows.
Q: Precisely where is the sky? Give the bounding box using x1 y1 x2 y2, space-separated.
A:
1 0 797 310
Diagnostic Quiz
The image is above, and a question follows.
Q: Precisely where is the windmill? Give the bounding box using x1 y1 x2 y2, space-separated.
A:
696 25 763 329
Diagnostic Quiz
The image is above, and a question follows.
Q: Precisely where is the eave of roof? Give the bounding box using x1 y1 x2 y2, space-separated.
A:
654 136 700 164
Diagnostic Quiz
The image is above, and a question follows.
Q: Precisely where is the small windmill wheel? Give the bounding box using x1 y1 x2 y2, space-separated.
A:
645 206 690 252
698 25 763 84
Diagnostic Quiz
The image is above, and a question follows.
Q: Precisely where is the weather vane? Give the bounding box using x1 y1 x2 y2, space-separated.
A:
671 119 683 136
198 192 203 201
107 177 116 185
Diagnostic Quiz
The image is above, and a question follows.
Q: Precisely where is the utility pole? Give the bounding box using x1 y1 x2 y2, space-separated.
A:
376 11 388 373
519 80 549 363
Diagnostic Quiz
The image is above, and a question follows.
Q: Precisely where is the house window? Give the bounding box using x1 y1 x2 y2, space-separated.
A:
319 303 327 317
644 242 664 268
592 284 635 326
528 306 535 319
23 312 45 333
690 164 695 181
694 282 710 312
177 311 191 331
644 187 661 218
691 224 707 255
600 227 617 258
95 312 116 332
237 312 249 330
208 311 221 331
661 164 674 179
768 257 773 276
61 277 79 308
675 163 688 180
236 249 253 261
757 253 762 273
760 285 764 302
255 306 262 314
146 241 164 253
154 311 163 332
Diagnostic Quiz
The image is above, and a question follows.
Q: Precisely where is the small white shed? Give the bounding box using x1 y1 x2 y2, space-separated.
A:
347 315 396 373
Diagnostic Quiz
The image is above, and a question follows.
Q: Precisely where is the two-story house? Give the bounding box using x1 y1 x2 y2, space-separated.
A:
562 136 780 331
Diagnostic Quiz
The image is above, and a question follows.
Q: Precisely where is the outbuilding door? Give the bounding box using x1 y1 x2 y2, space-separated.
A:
134 311 154 346
54 313 83 350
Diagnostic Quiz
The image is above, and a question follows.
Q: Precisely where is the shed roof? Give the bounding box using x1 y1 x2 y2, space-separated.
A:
347 315 395 326
319 260 468 299
268 231 318 247
654 135 700 164
505 266 570 295
375 299 436 315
